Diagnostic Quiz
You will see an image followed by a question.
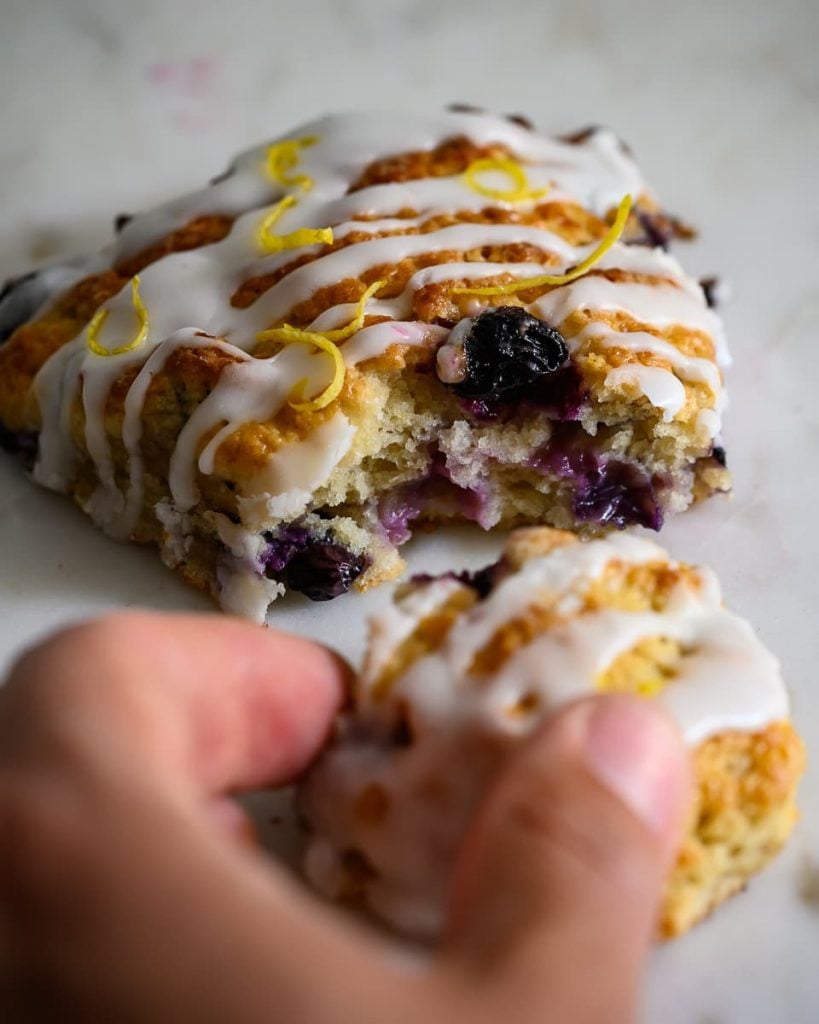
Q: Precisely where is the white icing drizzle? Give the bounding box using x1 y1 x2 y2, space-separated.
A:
217 559 286 621
371 533 788 745
110 111 645 264
301 535 789 937
604 364 686 421
363 576 467 685
577 324 722 390
342 320 446 365
574 323 725 436
533 277 730 367
236 413 356 529
25 111 728 618
119 332 247 537
32 339 85 491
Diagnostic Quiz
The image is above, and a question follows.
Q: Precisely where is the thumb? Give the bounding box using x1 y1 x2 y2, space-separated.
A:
443 694 690 1024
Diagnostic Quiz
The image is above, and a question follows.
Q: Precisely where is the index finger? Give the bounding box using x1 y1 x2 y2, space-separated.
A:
1 612 348 797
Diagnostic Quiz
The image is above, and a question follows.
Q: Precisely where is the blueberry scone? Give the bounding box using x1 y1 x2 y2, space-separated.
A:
300 528 804 939
0 111 729 621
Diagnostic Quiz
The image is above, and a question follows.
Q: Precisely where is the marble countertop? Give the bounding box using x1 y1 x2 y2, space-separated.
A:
1 1 818 1020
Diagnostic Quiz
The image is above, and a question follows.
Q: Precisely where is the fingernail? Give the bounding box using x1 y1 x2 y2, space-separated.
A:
582 696 686 838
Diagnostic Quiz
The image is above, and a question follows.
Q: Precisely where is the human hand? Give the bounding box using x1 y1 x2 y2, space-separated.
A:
0 613 688 1023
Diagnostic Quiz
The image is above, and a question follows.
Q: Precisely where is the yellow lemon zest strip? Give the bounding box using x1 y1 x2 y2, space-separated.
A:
257 279 386 348
256 194 334 254
463 156 550 204
283 335 346 412
265 135 319 192
255 280 386 411
86 276 149 357
453 193 633 297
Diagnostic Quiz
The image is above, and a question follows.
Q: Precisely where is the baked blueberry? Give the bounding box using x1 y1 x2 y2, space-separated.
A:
699 277 727 310
573 460 662 531
262 526 368 601
630 209 695 251
261 525 311 574
285 542 370 601
446 307 568 402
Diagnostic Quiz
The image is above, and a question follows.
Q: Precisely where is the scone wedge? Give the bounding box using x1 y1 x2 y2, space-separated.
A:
300 527 804 939
0 112 729 620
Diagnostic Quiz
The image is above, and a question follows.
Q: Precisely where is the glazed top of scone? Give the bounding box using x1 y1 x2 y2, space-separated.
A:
12 110 726 541
362 531 787 746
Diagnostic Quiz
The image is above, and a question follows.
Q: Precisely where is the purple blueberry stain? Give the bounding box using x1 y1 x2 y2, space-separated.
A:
260 524 311 574
530 426 663 530
376 477 486 543
458 397 502 422
376 445 496 543
573 461 663 531
531 436 599 479
456 359 587 424
522 362 588 421
529 421 597 473
377 487 426 544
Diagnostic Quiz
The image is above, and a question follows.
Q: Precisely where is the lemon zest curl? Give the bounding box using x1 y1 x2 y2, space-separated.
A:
463 156 550 205
256 280 386 411
281 335 346 412
265 135 319 192
256 195 334 254
86 276 149 357
452 194 633 297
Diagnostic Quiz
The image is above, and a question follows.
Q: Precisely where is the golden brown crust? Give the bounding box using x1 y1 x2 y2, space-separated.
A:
662 720 805 938
114 214 232 278
372 587 479 700
0 214 233 430
370 527 805 938
349 136 508 190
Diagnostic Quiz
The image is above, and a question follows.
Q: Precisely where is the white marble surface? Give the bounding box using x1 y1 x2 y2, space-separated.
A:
1 0 818 1020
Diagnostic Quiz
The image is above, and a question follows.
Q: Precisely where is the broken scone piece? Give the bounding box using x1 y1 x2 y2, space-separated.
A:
300 528 804 939
0 110 729 621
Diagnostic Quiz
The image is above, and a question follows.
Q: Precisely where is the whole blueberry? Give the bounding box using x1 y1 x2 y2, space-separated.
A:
285 541 370 602
452 307 568 402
